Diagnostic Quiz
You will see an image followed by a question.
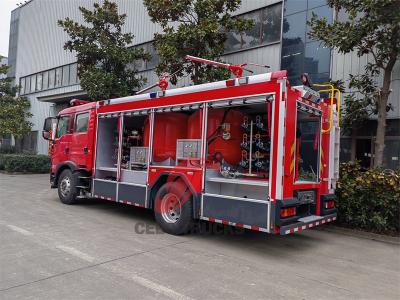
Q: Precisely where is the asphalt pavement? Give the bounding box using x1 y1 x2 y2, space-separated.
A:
0 173 399 300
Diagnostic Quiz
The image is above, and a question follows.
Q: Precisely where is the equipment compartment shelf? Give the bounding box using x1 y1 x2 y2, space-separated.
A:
96 167 117 172
207 177 269 187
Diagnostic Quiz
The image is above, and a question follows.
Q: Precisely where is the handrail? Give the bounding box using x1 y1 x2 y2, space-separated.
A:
312 84 341 132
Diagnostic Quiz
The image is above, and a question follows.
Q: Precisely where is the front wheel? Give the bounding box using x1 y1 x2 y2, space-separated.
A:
154 181 193 235
57 169 78 205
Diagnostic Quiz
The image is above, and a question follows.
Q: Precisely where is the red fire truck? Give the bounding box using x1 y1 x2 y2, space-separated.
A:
42 59 340 236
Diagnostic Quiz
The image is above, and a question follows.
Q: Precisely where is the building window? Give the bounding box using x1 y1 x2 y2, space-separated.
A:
42 71 49 90
55 67 62 87
146 43 159 70
281 0 333 85
22 131 38 153
48 69 55 89
25 75 31 93
62 65 70 86
225 3 282 53
30 74 36 93
70 63 78 84
36 73 43 91
133 42 159 71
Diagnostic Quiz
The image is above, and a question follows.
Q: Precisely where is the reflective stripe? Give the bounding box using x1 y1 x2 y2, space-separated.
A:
200 217 268 232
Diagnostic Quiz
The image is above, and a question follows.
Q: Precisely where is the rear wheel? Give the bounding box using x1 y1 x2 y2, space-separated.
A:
154 181 193 235
57 169 78 205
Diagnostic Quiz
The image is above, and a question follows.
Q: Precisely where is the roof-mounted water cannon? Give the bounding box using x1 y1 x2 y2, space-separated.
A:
135 67 187 96
185 55 270 78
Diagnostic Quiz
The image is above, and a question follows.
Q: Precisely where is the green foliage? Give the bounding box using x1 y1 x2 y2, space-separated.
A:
308 0 400 166
58 1 150 100
0 154 51 173
144 0 253 85
308 0 400 63
336 162 400 233
0 146 17 154
0 55 33 138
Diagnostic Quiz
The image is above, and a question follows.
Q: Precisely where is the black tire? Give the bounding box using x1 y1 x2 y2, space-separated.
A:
154 181 193 235
57 169 78 205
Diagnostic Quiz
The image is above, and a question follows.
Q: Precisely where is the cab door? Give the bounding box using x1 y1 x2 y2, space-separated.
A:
70 111 91 169
53 114 73 166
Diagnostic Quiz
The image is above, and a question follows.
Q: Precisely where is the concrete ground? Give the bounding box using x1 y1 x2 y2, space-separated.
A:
0 173 399 300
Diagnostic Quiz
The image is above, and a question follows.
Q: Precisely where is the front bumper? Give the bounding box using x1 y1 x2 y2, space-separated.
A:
279 213 337 235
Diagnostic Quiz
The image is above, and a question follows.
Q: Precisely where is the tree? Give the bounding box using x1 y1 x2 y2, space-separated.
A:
0 56 32 140
144 0 253 85
58 1 149 100
308 0 400 167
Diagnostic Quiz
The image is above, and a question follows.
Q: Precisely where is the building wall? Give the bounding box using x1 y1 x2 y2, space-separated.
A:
10 0 398 167
0 57 8 79
11 0 283 154
331 51 400 119
330 11 400 169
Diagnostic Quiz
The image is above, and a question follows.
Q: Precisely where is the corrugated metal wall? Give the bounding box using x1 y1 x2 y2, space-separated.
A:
12 0 283 154
330 46 400 120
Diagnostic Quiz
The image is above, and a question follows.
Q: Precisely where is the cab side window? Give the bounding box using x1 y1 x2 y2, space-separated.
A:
56 115 71 138
75 112 89 133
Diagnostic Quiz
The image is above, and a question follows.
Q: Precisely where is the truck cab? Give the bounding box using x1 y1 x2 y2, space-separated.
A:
43 100 97 201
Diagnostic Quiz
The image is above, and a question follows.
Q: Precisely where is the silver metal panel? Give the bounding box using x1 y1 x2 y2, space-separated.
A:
223 43 281 74
331 50 400 119
13 0 160 79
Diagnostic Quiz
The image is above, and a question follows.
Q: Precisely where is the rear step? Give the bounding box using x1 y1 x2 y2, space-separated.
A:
76 185 89 189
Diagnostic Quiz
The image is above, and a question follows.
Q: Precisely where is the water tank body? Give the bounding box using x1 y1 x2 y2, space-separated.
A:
144 113 188 162
187 109 245 165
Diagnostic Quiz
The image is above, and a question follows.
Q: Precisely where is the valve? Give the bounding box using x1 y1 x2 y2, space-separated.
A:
240 133 253 151
255 134 269 152
255 115 267 132
241 116 251 132
238 150 249 169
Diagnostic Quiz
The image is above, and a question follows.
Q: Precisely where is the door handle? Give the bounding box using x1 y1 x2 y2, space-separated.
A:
83 147 88 154
65 147 69 154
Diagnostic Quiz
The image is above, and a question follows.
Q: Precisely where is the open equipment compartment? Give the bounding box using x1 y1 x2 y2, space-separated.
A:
94 115 119 180
151 104 203 167
119 112 149 185
204 98 272 199
93 114 119 200
201 96 273 229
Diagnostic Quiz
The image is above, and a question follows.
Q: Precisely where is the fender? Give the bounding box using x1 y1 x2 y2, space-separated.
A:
147 171 200 218
51 161 79 188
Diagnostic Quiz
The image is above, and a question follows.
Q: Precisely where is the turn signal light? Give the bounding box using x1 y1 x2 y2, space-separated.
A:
280 207 296 218
325 201 335 209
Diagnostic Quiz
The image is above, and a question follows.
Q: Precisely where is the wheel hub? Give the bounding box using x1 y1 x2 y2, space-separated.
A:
60 177 71 197
161 193 181 224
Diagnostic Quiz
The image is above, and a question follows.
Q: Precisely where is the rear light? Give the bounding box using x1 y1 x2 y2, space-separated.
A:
325 201 335 209
280 207 296 218
225 79 235 87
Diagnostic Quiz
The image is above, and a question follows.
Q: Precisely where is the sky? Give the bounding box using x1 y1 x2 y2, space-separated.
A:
0 0 20 57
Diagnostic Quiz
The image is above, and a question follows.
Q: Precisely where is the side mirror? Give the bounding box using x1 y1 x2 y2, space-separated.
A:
42 117 56 140
42 131 50 140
